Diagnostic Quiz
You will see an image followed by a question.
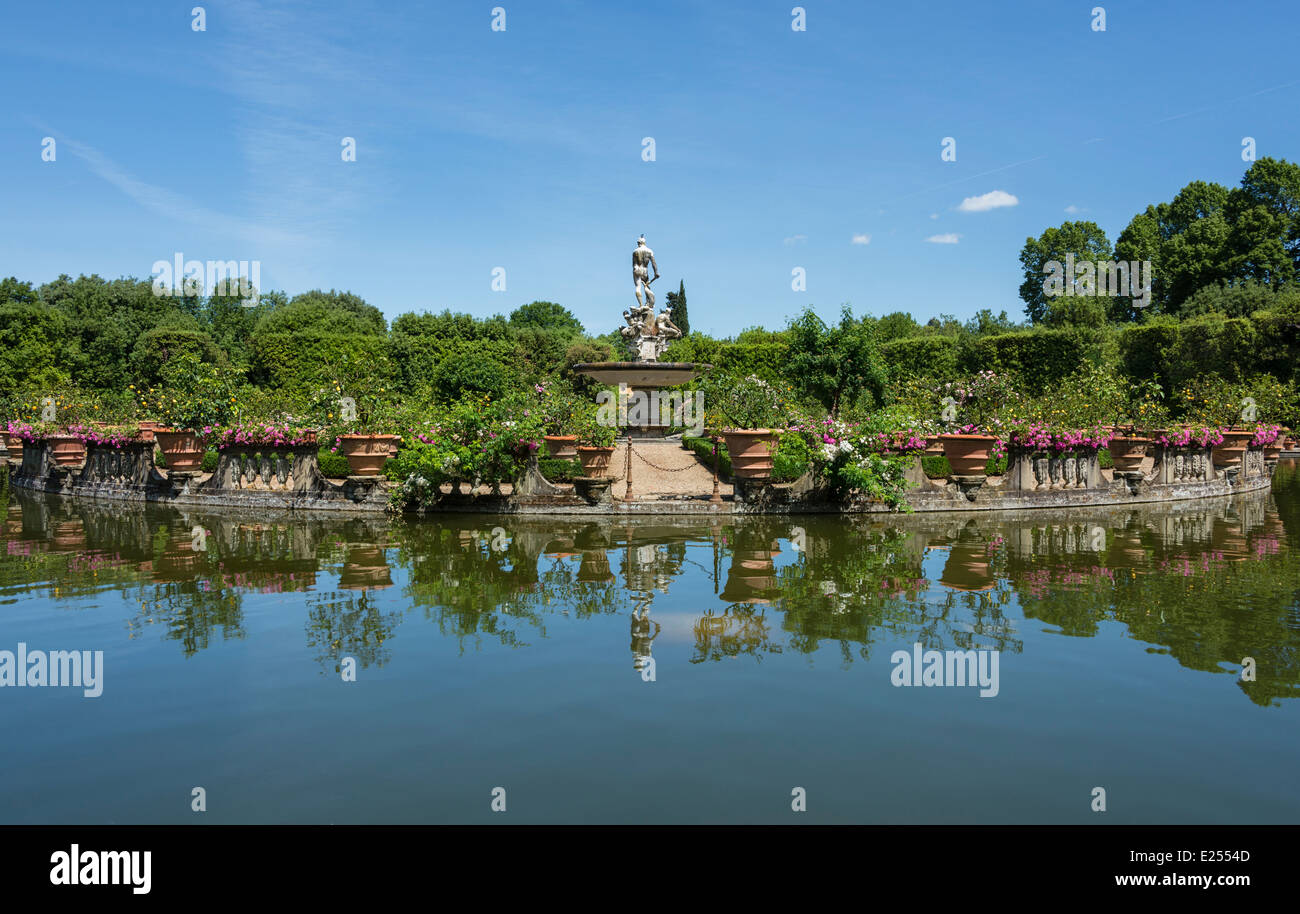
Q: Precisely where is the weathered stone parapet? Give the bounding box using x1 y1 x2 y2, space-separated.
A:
11 439 390 513
1005 448 1104 492
10 438 1282 516
77 441 158 489
200 445 319 494
1152 445 1215 484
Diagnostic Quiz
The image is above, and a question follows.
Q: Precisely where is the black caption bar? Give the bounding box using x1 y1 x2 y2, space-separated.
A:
0 825 1287 899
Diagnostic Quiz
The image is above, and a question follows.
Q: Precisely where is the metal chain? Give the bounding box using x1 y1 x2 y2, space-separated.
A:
632 446 705 473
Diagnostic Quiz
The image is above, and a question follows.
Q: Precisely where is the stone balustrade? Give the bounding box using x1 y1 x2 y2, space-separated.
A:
207 445 319 493
11 439 387 513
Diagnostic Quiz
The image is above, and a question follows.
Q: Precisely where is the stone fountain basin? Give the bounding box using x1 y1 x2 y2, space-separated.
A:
573 362 710 387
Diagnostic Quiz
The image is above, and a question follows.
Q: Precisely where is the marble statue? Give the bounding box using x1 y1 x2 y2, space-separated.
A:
620 235 679 361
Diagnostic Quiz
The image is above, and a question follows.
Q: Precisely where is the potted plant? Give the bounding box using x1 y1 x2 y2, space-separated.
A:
705 374 787 480
574 403 617 477
136 354 238 472
310 357 399 476
536 381 580 458
1211 426 1254 468
936 372 1013 477
1106 379 1166 470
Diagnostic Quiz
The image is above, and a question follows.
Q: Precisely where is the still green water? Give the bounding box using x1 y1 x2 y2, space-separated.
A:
1 464 1298 823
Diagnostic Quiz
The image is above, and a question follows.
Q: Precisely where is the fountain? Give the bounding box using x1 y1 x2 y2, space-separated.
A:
573 235 710 435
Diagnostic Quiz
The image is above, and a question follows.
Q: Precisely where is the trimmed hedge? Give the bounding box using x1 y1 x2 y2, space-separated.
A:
248 332 393 392
683 436 731 479
664 337 790 382
538 456 581 482
318 449 352 478
881 336 959 381
921 454 1006 478
957 329 1093 394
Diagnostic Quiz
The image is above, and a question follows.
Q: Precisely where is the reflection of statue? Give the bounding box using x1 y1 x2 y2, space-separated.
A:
630 606 660 673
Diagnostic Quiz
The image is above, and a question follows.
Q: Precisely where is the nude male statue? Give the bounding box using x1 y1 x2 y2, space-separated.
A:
632 235 659 314
656 303 681 340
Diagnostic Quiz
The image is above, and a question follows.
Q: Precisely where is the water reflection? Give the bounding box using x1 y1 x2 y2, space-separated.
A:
2 461 1298 704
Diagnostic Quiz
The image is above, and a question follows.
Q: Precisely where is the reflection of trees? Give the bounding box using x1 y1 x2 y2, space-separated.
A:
395 521 629 652
305 590 403 673
1005 491 1300 706
766 519 1022 663
5 474 1300 703
128 582 246 657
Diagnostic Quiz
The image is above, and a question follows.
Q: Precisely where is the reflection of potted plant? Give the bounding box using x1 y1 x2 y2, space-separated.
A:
938 541 995 592
339 545 393 590
705 374 787 479
574 403 617 477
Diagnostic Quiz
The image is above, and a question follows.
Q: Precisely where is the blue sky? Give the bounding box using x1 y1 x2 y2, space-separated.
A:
2 0 1297 335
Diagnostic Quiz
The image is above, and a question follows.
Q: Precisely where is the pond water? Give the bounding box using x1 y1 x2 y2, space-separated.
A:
2 464 1298 824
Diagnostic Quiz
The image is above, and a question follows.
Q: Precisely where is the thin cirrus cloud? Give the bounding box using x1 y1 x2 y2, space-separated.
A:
851 233 871 245
957 190 1019 212
51 131 306 247
925 233 961 244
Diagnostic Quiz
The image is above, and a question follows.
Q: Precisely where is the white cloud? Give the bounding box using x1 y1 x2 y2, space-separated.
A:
957 190 1019 212
1064 204 1080 214
929 213 939 220
925 233 961 244
851 233 871 245
783 234 807 246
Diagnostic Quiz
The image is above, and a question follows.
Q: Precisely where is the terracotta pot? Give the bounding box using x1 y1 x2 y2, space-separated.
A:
386 435 400 457
576 446 616 477
923 438 945 456
1211 428 1254 468
544 435 578 459
1108 436 1150 473
0 431 22 461
136 420 163 442
938 433 998 476
722 429 778 479
46 435 87 467
339 434 400 475
155 429 206 471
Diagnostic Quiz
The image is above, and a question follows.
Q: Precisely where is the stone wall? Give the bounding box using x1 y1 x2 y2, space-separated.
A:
8 438 1281 517
10 441 389 513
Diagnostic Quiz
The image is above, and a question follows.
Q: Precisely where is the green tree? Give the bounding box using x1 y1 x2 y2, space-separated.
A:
664 281 689 337
1018 221 1113 324
508 301 584 335
785 306 888 416
876 311 921 342
255 289 386 335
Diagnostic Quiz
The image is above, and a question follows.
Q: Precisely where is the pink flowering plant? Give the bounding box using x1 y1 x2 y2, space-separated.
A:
66 423 147 448
1251 424 1283 447
211 423 319 451
780 416 915 508
387 391 545 509
1154 425 1226 449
